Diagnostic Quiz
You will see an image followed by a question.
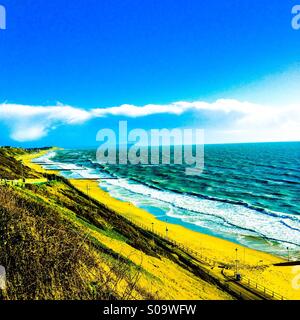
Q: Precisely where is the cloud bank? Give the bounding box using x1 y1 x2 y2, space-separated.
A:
0 99 299 143
0 104 91 141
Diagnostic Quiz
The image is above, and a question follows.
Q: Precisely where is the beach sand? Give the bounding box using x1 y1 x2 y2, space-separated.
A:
22 150 300 300
19 148 60 175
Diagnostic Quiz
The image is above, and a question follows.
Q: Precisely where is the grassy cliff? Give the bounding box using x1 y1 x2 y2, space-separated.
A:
0 148 232 300
0 147 42 180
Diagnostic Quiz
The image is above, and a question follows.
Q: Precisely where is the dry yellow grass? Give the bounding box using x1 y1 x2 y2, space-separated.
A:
71 218 232 300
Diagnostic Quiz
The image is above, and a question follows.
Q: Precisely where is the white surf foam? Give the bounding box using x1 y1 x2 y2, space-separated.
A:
34 151 100 179
33 151 57 163
104 178 300 247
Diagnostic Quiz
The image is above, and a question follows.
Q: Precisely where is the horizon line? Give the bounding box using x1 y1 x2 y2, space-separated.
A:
2 140 299 150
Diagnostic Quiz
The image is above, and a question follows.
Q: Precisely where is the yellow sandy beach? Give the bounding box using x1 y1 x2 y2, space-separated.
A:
22 149 300 300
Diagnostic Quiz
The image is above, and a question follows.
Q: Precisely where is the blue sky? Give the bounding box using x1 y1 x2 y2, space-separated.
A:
0 0 300 147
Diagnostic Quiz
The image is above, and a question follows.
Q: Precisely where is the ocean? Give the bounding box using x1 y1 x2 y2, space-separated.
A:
36 142 300 259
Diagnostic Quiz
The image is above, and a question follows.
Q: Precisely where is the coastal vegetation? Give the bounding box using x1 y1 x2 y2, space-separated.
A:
0 147 231 300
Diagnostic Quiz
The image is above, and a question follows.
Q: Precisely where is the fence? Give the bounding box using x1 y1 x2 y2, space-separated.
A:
125 216 287 300
0 178 48 187
240 275 285 300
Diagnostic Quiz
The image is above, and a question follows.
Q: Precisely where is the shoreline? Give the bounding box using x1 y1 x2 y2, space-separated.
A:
22 149 300 299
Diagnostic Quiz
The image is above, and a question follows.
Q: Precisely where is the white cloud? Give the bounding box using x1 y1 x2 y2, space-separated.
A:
0 104 91 123
0 99 299 143
11 126 48 142
92 103 186 117
0 103 91 141
91 99 260 118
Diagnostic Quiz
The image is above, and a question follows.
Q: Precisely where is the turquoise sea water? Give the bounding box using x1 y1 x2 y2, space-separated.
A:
39 142 300 259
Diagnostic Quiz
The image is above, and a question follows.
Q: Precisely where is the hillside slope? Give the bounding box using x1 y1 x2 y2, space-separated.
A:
0 147 43 180
0 148 232 300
